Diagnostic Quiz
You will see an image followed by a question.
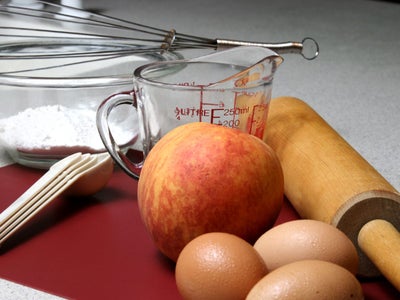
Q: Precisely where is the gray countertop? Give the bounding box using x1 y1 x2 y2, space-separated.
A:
0 0 399 298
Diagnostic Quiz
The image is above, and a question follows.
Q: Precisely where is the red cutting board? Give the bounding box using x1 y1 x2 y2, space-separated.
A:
0 164 399 299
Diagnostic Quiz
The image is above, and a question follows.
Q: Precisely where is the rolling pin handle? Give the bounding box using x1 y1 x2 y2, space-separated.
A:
358 219 400 291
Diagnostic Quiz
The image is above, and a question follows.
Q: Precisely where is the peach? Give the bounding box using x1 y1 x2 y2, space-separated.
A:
137 122 284 261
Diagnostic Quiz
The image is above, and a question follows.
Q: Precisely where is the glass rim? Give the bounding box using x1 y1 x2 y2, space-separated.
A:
133 59 277 91
0 51 181 88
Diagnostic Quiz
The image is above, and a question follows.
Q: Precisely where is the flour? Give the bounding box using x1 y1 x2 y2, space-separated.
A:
0 105 136 152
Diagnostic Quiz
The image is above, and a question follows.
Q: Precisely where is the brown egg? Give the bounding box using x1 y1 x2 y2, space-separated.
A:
175 232 268 300
246 260 364 300
253 219 359 274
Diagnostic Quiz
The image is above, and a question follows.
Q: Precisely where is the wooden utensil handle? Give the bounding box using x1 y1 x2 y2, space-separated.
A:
358 219 400 290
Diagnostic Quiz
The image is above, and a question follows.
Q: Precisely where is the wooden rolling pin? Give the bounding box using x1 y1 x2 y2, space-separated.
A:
264 97 400 289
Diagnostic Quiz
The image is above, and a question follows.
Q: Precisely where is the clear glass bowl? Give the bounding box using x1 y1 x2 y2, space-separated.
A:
0 42 179 169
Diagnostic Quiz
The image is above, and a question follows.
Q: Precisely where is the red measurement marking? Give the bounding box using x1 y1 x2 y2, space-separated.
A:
233 91 239 126
247 104 269 138
199 86 204 122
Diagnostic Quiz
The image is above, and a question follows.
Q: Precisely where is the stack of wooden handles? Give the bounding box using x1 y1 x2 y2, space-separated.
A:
265 97 400 290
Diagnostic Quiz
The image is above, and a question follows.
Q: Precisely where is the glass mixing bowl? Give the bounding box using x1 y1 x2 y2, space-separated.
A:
0 42 180 169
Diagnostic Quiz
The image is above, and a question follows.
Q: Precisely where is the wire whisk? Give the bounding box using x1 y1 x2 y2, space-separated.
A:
0 0 319 60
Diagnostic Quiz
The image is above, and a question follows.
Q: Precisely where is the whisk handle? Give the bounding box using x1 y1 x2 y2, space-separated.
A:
215 37 319 60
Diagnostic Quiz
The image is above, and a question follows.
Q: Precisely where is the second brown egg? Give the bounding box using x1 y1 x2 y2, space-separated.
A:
253 219 359 274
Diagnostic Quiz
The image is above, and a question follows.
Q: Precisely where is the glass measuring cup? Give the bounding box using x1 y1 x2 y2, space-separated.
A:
96 46 283 178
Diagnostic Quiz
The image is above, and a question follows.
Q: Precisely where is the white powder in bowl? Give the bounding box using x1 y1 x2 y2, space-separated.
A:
0 105 136 153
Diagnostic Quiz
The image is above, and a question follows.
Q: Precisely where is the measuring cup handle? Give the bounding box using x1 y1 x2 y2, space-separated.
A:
96 92 142 179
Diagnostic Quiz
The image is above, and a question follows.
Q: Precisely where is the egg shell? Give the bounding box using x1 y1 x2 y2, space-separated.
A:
175 232 268 300
246 259 364 300
253 219 359 273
